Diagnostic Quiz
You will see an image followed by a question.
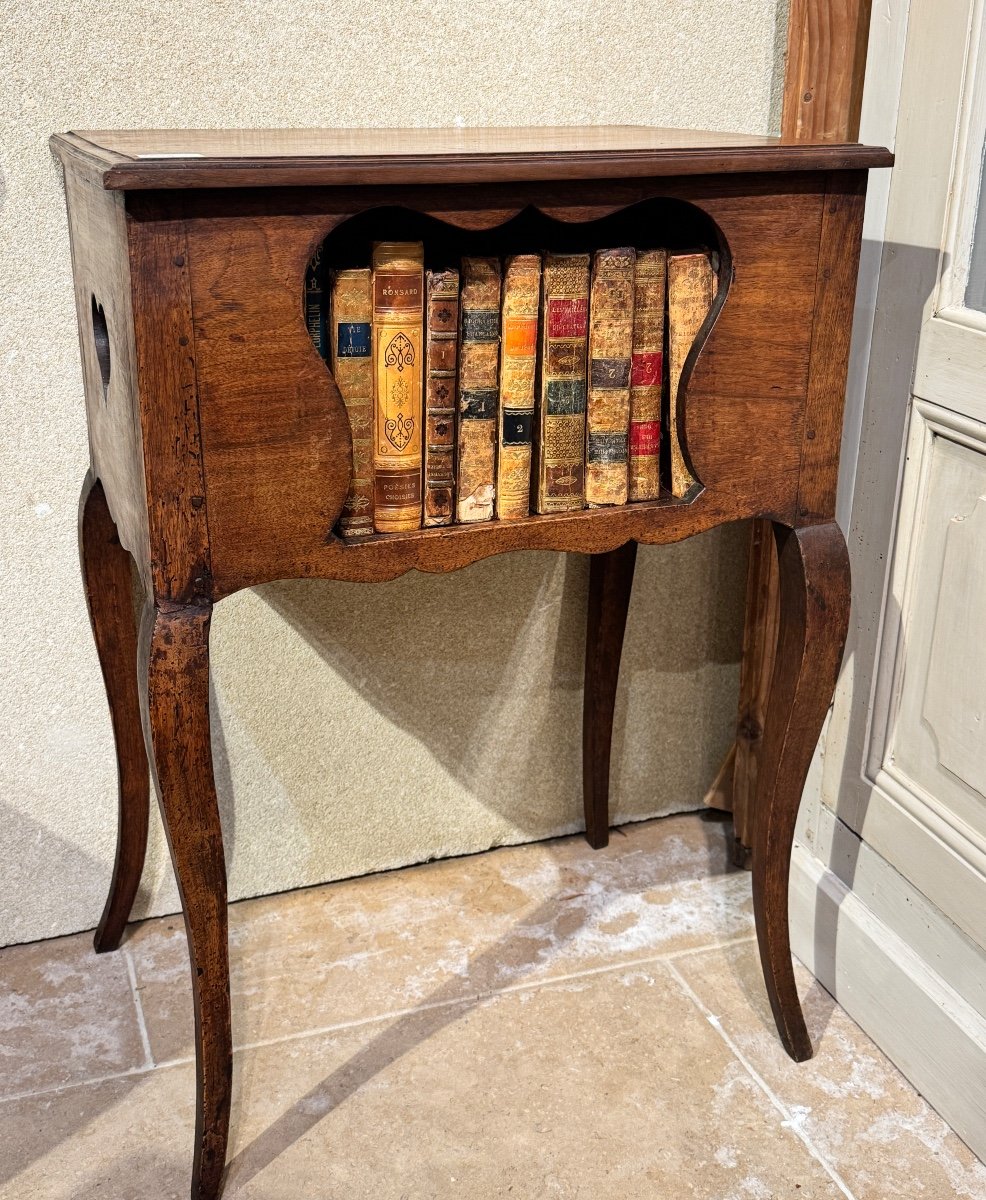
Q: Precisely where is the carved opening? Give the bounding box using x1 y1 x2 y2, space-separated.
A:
91 295 111 400
304 198 729 536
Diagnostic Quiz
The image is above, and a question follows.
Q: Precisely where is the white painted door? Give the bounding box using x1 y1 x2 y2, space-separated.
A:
814 0 986 936
881 9 986 870
796 0 986 1156
791 0 986 1152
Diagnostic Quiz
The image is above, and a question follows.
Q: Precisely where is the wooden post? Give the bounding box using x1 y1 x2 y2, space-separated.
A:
724 0 873 865
782 0 873 143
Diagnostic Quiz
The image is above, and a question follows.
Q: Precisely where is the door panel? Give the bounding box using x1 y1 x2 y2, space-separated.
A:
913 317 986 420
924 497 986 793
883 404 986 844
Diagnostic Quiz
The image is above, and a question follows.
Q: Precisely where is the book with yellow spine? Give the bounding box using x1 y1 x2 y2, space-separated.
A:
667 251 716 498
535 253 590 513
457 257 501 523
496 254 541 520
372 242 424 532
329 267 374 538
586 247 636 507
628 249 667 502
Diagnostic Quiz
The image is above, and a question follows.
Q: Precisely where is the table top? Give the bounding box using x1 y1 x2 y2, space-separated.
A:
50 126 893 190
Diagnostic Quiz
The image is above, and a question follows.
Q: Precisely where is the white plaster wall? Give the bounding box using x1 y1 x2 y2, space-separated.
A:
0 0 788 946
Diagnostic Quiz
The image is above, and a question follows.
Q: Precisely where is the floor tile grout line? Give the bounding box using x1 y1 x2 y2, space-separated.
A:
122 944 155 1071
0 933 760 1105
663 933 756 962
149 933 760 1064
665 960 859 1200
0 1064 159 1105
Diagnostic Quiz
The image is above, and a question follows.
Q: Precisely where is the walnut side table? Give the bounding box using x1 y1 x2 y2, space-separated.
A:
51 126 892 1200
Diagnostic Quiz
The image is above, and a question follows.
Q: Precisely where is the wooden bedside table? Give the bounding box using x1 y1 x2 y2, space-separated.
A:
51 126 892 1200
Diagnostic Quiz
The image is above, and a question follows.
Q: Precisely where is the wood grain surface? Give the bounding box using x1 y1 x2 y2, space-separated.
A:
752 521 851 1060
164 174 836 596
583 542 638 849
782 0 873 143
730 0 874 861
53 130 885 1199
50 127 892 190
141 601 231 1200
79 472 149 954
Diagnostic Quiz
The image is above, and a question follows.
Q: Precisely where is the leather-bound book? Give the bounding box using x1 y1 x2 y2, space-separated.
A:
457 257 501 523
305 246 326 358
628 249 667 502
496 254 541 520
667 250 716 497
586 247 636 507
423 268 459 527
371 242 424 532
329 267 374 538
535 253 590 513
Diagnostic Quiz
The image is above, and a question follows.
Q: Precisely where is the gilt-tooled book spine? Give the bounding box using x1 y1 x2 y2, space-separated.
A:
496 254 541 521
535 253 590 513
424 269 459 527
372 242 424 532
457 257 501 523
628 249 667 502
329 268 374 538
305 246 326 359
586 247 636 507
668 251 715 498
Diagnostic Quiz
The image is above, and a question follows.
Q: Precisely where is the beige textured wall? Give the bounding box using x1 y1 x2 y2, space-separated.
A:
0 1 788 946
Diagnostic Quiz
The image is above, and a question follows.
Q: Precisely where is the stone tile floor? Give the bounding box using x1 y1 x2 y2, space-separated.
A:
2 811 984 1198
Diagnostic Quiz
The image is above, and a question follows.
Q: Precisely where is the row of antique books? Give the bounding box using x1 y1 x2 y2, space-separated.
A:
305 241 717 537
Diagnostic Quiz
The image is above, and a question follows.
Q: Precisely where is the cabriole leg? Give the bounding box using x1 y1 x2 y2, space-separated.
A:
79 470 150 953
753 521 850 1061
140 600 231 1200
582 541 638 849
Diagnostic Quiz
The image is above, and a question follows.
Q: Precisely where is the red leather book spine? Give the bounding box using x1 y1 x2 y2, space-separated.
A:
535 253 590 513
628 249 667 502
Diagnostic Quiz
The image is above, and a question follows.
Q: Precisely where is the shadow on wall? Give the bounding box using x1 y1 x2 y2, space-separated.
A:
802 239 951 1046
241 524 747 846
258 550 589 818
58 521 744 932
0 691 236 941
0 802 127 945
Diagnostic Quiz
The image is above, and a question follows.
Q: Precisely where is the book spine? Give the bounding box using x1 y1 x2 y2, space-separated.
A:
628 249 667 502
667 251 715 498
423 269 459 527
372 241 424 533
586 247 636 507
496 254 541 521
536 253 590 513
305 246 326 359
329 268 375 538
456 257 501 523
